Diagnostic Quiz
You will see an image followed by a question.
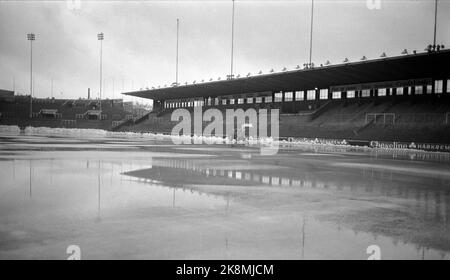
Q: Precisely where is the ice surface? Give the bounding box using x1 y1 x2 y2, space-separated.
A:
0 131 450 259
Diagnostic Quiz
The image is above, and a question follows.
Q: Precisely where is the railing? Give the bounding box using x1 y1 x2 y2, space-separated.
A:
111 118 133 130
61 119 77 126
133 112 151 123
365 113 396 125
112 120 125 128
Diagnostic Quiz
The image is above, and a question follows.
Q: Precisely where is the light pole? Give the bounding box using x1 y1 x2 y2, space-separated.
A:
230 0 235 79
176 18 179 85
97 32 104 113
309 0 314 66
112 77 115 99
27 33 35 119
433 0 438 48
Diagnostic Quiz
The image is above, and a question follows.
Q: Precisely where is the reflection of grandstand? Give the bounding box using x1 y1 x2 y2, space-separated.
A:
124 156 450 253
124 157 450 226
121 50 450 144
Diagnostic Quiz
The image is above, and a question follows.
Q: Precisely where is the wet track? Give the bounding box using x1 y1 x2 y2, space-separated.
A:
0 133 450 259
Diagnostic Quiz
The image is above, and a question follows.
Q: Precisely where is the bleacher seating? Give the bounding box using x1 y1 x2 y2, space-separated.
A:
117 95 450 143
0 97 130 130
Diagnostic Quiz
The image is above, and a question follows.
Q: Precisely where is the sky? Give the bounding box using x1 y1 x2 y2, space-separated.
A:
0 0 449 104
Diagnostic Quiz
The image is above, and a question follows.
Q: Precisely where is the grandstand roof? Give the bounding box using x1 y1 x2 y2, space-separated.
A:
123 50 450 100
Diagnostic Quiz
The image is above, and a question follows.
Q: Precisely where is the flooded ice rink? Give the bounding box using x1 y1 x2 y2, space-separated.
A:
1 132 450 259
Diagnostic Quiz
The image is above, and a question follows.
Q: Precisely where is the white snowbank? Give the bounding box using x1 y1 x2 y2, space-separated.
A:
1 125 447 155
0 125 21 134
0 125 351 147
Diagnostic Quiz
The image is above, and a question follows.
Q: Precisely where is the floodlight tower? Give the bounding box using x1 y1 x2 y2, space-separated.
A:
97 32 104 112
176 19 179 86
230 0 235 79
433 0 438 48
309 0 314 66
27 33 35 118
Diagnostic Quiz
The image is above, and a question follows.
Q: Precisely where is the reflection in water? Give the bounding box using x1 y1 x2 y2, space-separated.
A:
301 216 306 259
96 160 101 223
172 188 176 208
287 144 450 163
2 134 450 259
29 160 32 198
125 158 450 225
124 157 450 259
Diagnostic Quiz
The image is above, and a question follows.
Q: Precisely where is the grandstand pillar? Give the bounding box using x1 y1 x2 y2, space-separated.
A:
431 79 436 95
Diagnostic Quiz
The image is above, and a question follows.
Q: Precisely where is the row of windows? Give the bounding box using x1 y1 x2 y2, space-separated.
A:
163 79 450 109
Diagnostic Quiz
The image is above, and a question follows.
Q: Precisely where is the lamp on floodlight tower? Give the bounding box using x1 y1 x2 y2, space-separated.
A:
427 44 445 52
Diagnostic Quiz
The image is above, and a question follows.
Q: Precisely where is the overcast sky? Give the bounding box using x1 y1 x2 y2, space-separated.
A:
0 0 449 103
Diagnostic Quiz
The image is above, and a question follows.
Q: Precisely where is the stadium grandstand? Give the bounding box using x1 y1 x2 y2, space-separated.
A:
121 49 450 146
0 93 150 130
